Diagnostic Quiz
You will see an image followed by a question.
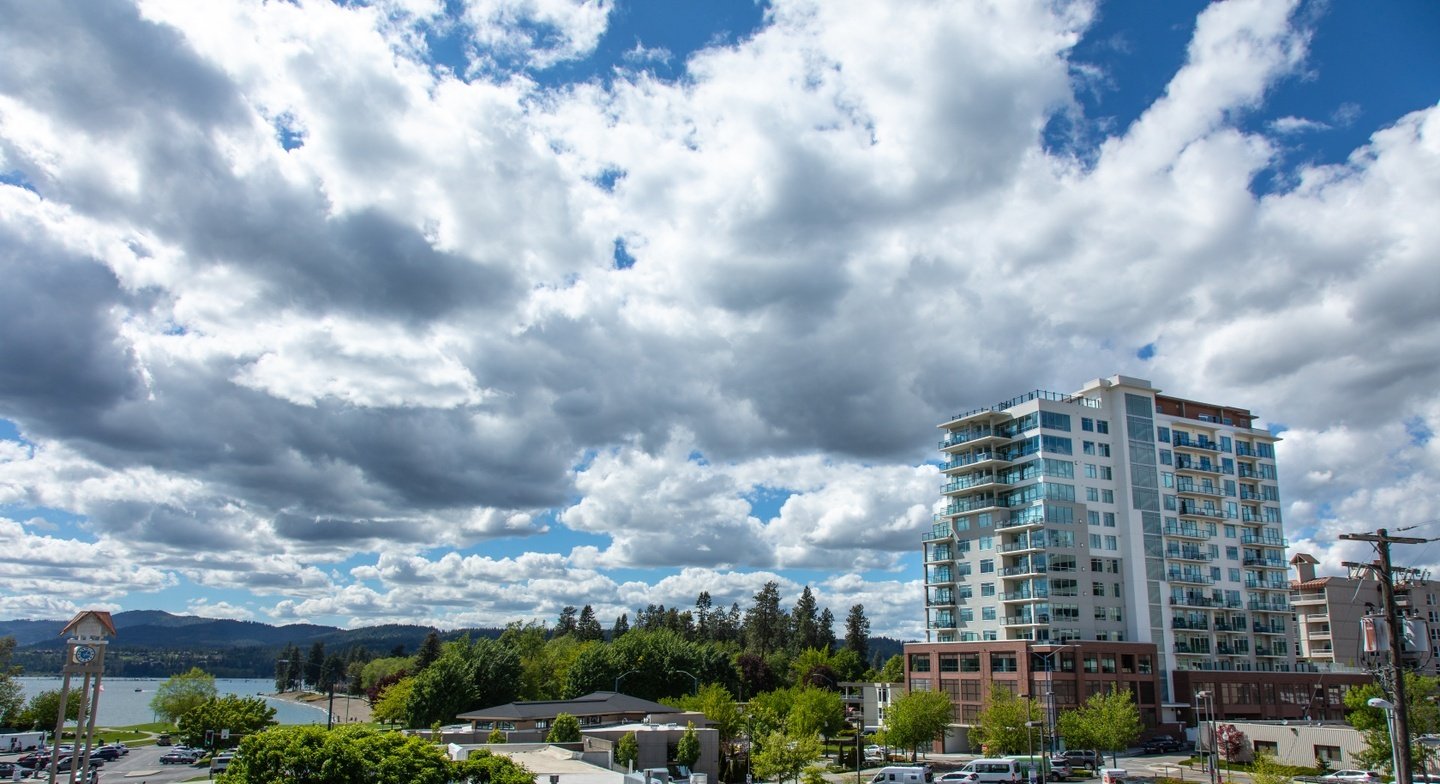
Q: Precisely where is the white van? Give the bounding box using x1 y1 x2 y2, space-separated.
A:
871 766 935 784
953 759 1023 784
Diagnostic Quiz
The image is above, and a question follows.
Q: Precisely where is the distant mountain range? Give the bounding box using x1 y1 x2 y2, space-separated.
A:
0 610 463 651
1 610 494 678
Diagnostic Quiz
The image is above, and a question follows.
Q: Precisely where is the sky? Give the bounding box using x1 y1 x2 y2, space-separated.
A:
1 0 1438 641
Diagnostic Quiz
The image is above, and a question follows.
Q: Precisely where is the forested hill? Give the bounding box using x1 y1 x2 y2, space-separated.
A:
1 610 500 678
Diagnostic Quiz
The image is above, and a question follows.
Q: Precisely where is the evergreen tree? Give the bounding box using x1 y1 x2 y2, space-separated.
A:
284 644 303 691
817 608 836 652
612 613 630 638
415 631 443 671
305 642 326 689
844 605 870 663
555 606 578 637
695 592 714 642
321 653 347 689
743 581 787 656
791 587 820 653
576 605 605 642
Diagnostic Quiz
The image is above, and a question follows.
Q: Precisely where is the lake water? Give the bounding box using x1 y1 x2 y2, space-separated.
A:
17 677 329 727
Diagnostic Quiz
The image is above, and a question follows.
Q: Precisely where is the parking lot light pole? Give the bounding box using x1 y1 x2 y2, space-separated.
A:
1369 697 1402 784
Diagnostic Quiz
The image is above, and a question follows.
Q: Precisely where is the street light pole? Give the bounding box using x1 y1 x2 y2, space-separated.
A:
1370 698 1403 783
615 669 641 694
673 670 700 695
1195 691 1217 784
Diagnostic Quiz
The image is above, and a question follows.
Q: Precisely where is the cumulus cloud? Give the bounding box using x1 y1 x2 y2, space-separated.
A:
0 0 1438 639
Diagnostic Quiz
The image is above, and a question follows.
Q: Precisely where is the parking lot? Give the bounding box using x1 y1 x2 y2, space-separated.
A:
1 744 217 783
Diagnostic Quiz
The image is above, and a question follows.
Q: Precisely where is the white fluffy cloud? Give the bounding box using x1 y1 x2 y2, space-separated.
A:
0 0 1437 639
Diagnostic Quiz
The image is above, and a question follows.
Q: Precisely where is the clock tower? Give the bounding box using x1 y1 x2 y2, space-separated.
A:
51 611 115 784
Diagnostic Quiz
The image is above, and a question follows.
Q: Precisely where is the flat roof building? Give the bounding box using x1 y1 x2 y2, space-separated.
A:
925 375 1289 699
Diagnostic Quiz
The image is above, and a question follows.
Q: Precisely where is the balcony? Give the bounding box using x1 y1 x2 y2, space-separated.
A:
1173 434 1221 452
1242 556 1286 569
1214 619 1248 633
1002 614 1050 626
941 451 1011 473
1170 595 1216 608
1174 641 1212 655
945 496 1004 517
998 515 1045 532
1253 623 1287 636
1249 598 1290 612
1241 533 1287 547
1178 503 1224 519
1167 570 1214 585
1001 588 1049 602
1244 577 1289 591
928 569 955 585
1216 643 1250 655
1290 592 1328 604
1254 647 1287 657
1000 538 1044 554
1175 459 1221 475
940 426 1007 451
1176 481 1223 497
1237 465 1259 479
1171 617 1210 631
1166 547 1213 562
943 473 1009 494
1163 524 1211 540
1001 563 1046 578
1239 489 1265 501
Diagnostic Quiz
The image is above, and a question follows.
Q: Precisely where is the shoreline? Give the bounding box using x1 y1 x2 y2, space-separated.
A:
271 690 375 725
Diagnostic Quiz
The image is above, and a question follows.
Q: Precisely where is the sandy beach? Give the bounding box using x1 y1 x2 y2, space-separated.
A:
274 690 375 724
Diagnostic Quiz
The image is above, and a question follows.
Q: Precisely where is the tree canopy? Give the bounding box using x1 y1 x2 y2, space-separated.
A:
150 667 218 723
547 713 581 743
884 688 954 760
176 694 277 748
225 724 503 784
1057 687 1144 766
970 686 1040 756
1343 673 1440 773
751 730 821 784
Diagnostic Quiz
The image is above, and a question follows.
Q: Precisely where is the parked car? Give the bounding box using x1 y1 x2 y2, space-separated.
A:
1319 772 1384 784
90 746 121 761
1141 737 1185 754
1061 751 1100 769
1047 758 1073 779
16 751 50 769
161 751 199 765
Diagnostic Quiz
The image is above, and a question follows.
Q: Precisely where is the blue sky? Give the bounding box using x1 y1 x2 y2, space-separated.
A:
1 0 1438 640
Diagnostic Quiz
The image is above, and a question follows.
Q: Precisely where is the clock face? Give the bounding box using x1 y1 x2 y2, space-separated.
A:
74 645 97 664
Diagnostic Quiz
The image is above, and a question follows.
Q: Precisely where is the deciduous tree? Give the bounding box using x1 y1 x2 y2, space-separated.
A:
1058 687 1144 767
616 731 640 770
970 686 1038 757
547 713 581 743
150 667 218 723
176 694 277 748
226 724 463 784
884 689 953 760
752 730 820 784
18 689 78 729
1343 673 1440 773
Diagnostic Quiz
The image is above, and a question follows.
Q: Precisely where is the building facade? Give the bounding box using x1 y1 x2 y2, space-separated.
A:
925 375 1291 704
1290 552 1440 677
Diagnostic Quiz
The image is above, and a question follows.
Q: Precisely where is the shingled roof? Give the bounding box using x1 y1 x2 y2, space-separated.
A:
456 691 675 722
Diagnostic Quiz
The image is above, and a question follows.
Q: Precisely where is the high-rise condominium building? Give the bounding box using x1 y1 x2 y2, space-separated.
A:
925 375 1291 702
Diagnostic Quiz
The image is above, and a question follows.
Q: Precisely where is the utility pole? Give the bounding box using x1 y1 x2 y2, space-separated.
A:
1341 528 1428 784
